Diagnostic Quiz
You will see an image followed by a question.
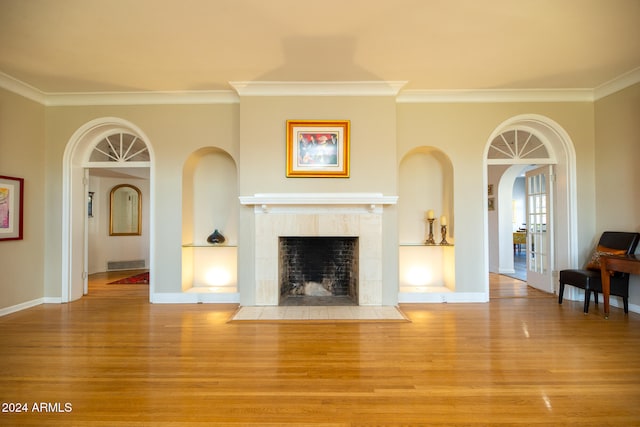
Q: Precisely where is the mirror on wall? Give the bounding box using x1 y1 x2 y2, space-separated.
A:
110 184 142 236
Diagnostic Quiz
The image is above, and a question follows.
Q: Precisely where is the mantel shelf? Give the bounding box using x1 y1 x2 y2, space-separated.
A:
239 193 398 207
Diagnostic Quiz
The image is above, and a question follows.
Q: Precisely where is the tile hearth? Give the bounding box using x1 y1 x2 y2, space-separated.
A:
229 305 409 322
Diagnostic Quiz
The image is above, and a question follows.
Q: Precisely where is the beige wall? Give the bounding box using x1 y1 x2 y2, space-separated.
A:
5 82 636 311
238 96 398 193
87 176 150 274
397 101 595 291
0 88 45 310
44 104 239 296
595 82 640 308
237 96 399 304
595 83 640 232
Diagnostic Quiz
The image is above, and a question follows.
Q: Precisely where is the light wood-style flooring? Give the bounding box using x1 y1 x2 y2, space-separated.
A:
1 271 640 426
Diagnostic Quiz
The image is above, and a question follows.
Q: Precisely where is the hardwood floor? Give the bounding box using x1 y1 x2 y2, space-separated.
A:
1 272 640 426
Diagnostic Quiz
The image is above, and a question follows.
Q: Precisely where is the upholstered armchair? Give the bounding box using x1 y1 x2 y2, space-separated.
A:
558 231 640 314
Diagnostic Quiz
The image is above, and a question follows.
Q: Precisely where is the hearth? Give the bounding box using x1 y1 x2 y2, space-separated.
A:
279 236 358 306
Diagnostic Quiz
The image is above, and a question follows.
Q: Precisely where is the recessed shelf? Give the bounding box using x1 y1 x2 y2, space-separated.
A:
182 244 237 248
399 243 454 247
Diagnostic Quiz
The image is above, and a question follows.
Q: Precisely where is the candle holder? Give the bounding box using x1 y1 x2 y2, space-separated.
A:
440 225 449 245
425 218 436 245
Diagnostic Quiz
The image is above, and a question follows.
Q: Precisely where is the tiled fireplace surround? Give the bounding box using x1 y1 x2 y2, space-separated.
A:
240 193 398 306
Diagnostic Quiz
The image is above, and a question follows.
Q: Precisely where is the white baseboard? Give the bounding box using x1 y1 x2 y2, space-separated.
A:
151 292 240 304
0 298 45 317
4 292 636 314
398 292 489 303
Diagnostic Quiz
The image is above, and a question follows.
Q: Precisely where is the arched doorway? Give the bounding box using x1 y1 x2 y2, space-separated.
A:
62 118 154 302
483 114 578 297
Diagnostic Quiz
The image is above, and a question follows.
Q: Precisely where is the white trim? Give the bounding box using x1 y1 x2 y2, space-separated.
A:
397 88 594 103
63 117 155 303
486 126 557 164
151 292 240 304
0 73 238 105
0 298 44 317
4 69 639 105
594 67 640 100
0 71 47 104
239 192 398 206
398 292 489 303
483 114 579 296
45 90 239 106
230 81 407 97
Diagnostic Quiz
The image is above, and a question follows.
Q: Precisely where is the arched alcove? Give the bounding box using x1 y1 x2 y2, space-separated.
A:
181 147 238 293
398 147 454 242
398 147 455 299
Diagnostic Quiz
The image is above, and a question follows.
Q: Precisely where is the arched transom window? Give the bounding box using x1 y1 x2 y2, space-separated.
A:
89 132 150 163
487 130 552 164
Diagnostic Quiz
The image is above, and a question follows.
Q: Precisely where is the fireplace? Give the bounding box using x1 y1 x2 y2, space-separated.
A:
239 193 398 306
279 236 358 306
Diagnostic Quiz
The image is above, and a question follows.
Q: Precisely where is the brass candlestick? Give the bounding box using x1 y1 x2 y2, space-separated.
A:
425 218 436 244
440 225 449 245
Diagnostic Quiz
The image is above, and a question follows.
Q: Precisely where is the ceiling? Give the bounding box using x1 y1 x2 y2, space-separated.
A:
1 0 639 96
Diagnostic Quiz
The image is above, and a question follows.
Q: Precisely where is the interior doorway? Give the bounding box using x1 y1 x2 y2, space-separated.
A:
86 167 150 296
62 118 154 303
483 114 578 299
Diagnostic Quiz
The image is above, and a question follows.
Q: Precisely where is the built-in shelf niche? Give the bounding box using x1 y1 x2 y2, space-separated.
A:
398 147 455 294
181 147 238 293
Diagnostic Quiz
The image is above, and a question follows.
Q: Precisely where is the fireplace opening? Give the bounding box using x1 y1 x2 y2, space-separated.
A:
279 236 359 306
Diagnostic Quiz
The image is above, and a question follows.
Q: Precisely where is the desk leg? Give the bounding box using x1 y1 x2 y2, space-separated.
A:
600 264 611 319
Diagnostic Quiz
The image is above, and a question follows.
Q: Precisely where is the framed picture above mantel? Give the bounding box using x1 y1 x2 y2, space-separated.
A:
0 175 24 241
286 120 350 178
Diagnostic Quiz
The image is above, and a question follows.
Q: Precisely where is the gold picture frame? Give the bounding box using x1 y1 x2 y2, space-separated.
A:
286 120 350 178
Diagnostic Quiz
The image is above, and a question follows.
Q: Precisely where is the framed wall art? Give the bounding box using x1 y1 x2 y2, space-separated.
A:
0 175 24 241
286 120 350 177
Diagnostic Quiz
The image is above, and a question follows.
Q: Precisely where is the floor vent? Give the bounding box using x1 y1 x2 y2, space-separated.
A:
107 260 145 270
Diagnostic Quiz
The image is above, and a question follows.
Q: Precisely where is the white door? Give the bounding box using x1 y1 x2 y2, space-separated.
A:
525 165 554 293
83 169 89 295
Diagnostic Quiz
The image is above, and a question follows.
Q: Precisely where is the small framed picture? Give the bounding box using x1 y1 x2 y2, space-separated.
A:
488 184 494 196
0 175 24 241
286 120 350 177
488 197 495 211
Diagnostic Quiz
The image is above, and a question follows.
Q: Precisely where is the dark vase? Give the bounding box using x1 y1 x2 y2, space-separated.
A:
206 229 225 244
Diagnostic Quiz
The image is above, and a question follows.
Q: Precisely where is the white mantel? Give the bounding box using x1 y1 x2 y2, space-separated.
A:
240 193 398 209
240 193 398 306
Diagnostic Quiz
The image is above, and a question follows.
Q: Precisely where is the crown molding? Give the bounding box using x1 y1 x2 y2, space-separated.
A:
229 81 408 97
44 90 239 106
0 72 48 104
2 71 639 105
396 88 594 103
594 67 640 100
0 73 239 106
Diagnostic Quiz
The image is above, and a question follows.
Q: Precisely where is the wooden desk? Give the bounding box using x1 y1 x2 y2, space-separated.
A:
600 254 640 319
513 232 526 253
